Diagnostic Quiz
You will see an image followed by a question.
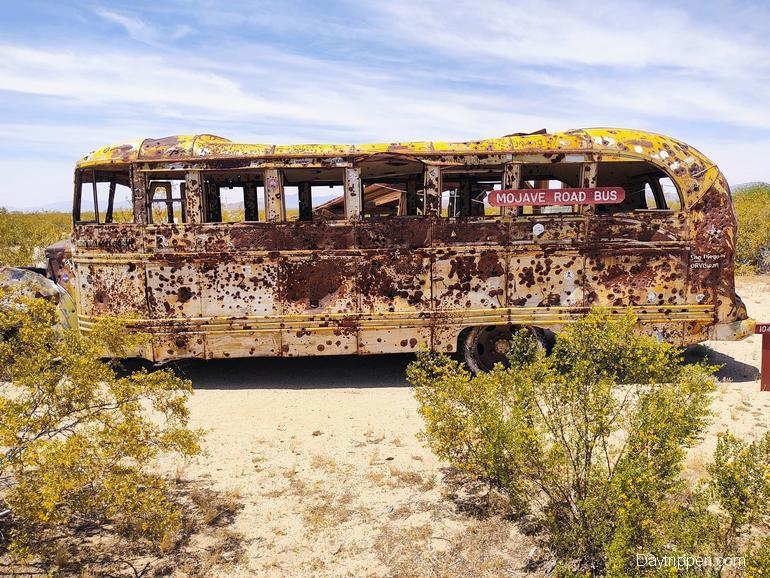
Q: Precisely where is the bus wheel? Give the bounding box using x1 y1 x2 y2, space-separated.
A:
462 325 545 374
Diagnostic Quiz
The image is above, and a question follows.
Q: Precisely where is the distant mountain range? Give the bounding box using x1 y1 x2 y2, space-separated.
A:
4 199 133 212
4 201 72 212
732 182 769 192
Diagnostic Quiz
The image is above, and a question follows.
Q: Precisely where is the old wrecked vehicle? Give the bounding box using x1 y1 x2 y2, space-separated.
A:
38 128 752 372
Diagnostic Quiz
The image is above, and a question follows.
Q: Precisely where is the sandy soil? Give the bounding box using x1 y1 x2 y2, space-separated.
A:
161 275 770 577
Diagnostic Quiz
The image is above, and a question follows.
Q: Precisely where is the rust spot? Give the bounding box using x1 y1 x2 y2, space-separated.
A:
177 286 192 302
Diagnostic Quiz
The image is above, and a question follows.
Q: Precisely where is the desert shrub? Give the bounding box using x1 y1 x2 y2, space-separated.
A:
0 293 202 561
409 310 770 575
0 209 71 267
709 433 770 538
733 184 770 274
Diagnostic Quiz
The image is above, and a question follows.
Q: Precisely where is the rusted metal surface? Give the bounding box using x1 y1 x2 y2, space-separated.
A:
61 128 753 362
264 169 284 222
344 167 362 220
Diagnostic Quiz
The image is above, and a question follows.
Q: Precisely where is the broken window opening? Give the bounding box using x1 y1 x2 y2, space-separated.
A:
147 177 186 224
359 155 426 218
596 162 682 213
74 169 133 224
201 172 265 223
440 170 504 218
282 168 346 221
514 163 582 216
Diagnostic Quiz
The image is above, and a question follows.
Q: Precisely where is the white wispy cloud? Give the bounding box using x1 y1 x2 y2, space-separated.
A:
0 43 574 142
374 0 766 75
94 7 191 45
367 0 770 129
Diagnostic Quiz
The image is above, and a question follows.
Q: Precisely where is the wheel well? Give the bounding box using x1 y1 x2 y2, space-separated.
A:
456 326 475 352
456 324 555 354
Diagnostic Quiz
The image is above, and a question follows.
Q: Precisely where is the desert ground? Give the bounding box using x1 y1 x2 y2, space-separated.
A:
159 275 770 577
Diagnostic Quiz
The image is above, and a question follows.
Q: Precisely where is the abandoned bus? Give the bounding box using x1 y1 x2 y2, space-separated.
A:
44 128 754 371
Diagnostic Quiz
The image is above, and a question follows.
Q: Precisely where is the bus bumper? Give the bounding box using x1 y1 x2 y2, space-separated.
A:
709 317 756 341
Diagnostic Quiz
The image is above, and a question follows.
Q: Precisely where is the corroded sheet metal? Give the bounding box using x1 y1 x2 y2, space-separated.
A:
282 328 357 357
508 253 584 308
75 261 147 317
345 167 362 220
433 249 506 310
278 254 357 315
584 249 688 308
145 262 202 318
264 168 284 222
0 267 77 330
273 221 354 251
199 259 278 318
185 171 203 224
359 326 431 355
587 212 689 243
359 251 431 313
206 330 280 358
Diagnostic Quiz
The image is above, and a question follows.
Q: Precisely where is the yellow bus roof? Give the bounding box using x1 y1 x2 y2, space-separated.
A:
76 128 720 204
76 128 710 168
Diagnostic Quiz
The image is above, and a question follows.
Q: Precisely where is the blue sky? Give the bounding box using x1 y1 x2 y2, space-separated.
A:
1 0 769 209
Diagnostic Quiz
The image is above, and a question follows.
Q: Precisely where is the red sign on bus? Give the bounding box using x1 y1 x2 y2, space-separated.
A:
488 187 625 207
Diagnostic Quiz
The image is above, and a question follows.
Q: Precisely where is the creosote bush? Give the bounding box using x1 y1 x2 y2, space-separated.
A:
733 184 770 274
409 310 770 576
0 209 71 267
0 293 202 561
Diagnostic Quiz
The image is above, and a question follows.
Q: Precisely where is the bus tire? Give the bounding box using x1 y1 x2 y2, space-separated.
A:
462 325 546 374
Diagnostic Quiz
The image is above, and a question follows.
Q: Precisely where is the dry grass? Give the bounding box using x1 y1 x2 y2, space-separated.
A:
373 517 519 577
174 463 188 482
310 453 339 473
262 487 285 499
366 470 387 485
388 465 425 487
303 490 356 531
190 488 242 527
199 528 247 573
363 429 386 444
252 454 267 471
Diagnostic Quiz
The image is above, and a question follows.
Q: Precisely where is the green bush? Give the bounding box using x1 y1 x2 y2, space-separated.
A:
409 311 770 576
733 184 770 274
0 293 202 561
0 209 71 267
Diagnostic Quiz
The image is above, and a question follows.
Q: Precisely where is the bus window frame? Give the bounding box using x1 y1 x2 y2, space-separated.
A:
123 157 686 228
72 168 100 225
432 161 591 221
439 168 504 219
145 172 188 225
74 168 132 225
593 160 684 214
73 169 97 225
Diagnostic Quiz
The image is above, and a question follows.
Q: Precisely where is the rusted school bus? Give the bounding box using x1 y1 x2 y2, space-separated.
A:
46 128 753 371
